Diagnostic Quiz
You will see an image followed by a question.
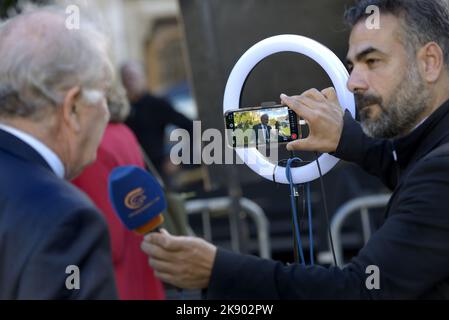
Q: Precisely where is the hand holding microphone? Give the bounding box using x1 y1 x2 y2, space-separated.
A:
141 229 217 289
108 165 217 289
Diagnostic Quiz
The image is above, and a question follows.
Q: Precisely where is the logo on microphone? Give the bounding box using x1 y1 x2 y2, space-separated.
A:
124 187 147 210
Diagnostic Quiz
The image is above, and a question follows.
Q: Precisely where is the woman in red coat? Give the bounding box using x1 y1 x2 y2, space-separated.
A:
72 86 165 300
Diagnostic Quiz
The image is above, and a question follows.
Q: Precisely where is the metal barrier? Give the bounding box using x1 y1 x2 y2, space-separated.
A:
330 194 391 267
185 197 271 259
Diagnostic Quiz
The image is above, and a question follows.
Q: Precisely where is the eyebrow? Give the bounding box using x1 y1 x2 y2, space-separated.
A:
346 47 380 66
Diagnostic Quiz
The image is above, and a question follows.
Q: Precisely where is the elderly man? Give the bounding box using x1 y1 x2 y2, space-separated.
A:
142 0 449 299
0 6 117 299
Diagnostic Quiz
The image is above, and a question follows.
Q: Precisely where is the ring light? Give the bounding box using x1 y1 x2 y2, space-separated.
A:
223 35 355 184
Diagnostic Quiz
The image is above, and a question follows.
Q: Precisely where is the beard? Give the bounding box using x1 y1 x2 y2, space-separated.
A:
355 63 431 139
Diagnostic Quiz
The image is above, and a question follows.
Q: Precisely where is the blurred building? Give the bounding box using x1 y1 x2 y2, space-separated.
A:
57 0 198 121
53 1 183 91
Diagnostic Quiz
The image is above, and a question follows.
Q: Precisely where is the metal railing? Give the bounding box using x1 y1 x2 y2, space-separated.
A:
330 194 391 267
185 197 271 259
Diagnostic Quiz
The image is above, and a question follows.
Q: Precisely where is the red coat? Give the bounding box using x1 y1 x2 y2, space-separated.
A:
73 123 165 300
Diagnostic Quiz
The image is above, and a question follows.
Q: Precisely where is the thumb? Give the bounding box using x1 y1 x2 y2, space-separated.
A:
153 229 185 251
321 87 338 103
286 137 316 152
160 228 170 236
144 229 173 249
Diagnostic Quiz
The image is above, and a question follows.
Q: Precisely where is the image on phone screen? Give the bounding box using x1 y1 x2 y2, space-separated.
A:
224 105 303 148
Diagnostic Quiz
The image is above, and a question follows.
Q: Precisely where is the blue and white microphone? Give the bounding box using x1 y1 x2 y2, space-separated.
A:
108 165 166 234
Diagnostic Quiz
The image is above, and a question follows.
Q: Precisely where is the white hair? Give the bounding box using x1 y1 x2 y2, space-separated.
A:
0 4 113 120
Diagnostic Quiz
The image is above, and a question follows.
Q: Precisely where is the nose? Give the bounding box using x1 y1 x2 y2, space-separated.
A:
347 68 369 94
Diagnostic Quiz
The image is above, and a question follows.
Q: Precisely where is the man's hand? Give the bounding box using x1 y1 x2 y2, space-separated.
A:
141 229 217 289
281 87 344 153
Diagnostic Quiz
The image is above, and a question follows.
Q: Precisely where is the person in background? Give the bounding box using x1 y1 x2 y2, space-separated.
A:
120 61 193 174
252 114 272 148
72 85 165 300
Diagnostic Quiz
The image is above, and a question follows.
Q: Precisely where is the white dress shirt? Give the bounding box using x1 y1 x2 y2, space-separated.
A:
0 123 65 178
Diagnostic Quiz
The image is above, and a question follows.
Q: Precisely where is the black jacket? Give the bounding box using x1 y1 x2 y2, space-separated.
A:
207 100 449 299
252 123 272 148
126 93 193 172
0 129 118 299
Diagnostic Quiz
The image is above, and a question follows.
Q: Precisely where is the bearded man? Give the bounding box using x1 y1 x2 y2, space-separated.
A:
141 0 449 299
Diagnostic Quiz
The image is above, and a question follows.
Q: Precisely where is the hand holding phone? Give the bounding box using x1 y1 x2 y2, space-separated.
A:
280 88 344 153
224 104 306 148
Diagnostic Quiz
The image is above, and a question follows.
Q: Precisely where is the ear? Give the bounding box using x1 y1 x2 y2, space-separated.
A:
417 42 444 83
61 86 82 133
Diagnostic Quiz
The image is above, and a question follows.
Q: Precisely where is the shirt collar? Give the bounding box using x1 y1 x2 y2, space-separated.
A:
0 123 65 179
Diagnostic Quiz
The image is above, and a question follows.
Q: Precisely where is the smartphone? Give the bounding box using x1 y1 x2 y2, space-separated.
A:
224 104 304 148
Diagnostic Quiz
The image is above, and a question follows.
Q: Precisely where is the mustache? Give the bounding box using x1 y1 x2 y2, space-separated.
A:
354 93 383 110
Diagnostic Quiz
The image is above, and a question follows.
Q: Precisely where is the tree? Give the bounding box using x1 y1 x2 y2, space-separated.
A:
1 0 50 19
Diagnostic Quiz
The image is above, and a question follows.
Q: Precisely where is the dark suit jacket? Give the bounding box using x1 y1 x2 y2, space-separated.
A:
0 129 117 299
207 100 449 299
252 124 272 147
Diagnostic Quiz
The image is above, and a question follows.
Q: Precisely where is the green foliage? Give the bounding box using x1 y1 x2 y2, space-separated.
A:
0 0 50 19
0 0 18 18
234 111 259 131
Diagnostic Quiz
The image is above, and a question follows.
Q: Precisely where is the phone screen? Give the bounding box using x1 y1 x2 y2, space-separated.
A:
224 105 302 148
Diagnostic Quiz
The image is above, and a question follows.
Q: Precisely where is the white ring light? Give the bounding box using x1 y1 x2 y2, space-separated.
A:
223 34 355 184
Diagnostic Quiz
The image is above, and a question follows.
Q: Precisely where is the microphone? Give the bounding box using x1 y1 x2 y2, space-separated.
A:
108 165 166 234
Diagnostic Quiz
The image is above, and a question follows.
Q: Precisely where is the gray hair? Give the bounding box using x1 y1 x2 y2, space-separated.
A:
344 0 449 67
107 84 130 123
0 5 113 120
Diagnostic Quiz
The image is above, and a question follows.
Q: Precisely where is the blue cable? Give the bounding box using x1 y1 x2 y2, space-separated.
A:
307 182 314 266
286 158 306 266
286 158 314 266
